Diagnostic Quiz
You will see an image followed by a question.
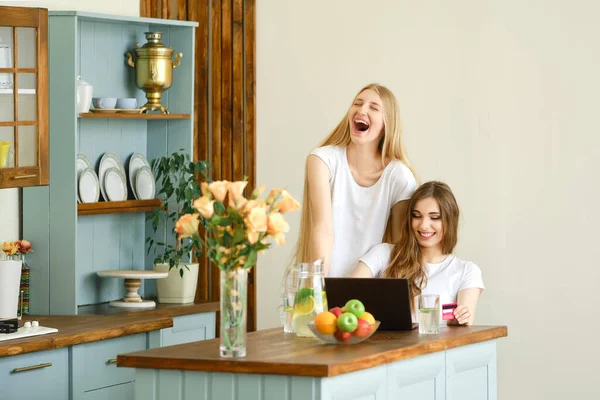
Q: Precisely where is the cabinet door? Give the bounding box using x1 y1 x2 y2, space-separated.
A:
72 333 147 397
152 312 216 348
0 348 69 400
0 6 48 188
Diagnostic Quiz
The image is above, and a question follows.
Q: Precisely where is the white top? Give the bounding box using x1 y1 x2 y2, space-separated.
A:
310 145 417 277
359 243 485 315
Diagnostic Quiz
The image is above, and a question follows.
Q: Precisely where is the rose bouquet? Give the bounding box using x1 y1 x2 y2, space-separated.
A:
1 240 33 260
176 180 300 357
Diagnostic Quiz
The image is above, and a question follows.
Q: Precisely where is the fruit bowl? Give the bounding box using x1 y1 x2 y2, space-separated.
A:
306 321 381 345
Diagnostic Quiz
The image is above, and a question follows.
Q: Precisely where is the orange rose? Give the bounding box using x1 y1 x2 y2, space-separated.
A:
266 188 283 204
267 213 289 235
273 232 286 245
16 239 32 254
1 241 19 256
228 181 248 208
277 190 301 213
208 180 229 202
247 230 260 244
193 196 215 219
175 214 200 240
245 205 267 232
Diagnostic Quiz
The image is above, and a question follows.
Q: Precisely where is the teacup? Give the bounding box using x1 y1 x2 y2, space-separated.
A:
92 97 117 109
116 98 137 109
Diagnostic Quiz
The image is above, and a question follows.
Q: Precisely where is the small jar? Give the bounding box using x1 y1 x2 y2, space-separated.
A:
76 75 93 113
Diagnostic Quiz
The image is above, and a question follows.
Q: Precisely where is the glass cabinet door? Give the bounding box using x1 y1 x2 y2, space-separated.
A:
0 6 48 188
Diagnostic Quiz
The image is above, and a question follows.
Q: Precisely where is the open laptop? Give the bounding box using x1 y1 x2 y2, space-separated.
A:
324 277 418 331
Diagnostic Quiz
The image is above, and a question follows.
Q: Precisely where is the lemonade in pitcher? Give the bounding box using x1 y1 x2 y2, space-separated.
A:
289 259 328 337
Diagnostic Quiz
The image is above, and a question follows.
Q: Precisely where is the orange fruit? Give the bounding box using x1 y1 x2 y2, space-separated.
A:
360 311 376 325
314 311 337 334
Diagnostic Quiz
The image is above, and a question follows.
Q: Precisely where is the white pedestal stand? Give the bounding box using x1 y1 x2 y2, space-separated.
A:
97 270 168 308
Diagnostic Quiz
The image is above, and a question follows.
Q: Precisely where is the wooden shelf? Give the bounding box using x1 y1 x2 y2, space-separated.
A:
0 89 36 95
79 113 190 120
78 199 161 216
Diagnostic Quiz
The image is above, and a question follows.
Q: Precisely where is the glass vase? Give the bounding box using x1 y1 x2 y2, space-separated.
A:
220 267 248 358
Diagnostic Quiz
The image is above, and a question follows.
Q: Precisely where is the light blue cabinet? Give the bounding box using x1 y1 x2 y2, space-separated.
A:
72 332 147 399
0 347 69 400
22 11 198 315
132 340 499 400
150 313 216 348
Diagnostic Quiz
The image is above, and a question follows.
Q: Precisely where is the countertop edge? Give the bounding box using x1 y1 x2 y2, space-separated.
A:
0 316 173 358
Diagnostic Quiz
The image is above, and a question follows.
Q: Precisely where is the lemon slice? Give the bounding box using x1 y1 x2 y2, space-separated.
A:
293 295 314 315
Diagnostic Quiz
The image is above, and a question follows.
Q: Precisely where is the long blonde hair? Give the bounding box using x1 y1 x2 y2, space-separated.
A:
293 83 415 265
384 181 460 311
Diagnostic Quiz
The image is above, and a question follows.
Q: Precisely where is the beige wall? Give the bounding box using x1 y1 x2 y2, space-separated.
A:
257 0 600 398
0 0 139 244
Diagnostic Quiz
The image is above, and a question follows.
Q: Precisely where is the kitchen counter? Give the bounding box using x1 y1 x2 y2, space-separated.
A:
0 301 219 358
118 325 506 377
118 325 507 400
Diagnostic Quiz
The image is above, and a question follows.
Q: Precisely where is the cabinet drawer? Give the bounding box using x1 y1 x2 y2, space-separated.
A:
73 333 146 392
161 312 216 347
0 348 69 400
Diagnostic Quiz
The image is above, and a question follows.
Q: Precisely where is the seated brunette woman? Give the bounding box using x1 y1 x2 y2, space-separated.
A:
351 181 484 325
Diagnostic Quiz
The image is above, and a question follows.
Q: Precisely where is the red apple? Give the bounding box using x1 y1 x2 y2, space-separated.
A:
353 319 371 338
329 307 343 318
334 330 351 342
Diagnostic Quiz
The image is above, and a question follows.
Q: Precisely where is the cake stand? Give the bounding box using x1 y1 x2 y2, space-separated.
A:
97 270 168 308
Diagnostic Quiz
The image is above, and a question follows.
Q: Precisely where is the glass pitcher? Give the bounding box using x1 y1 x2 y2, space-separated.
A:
281 258 328 337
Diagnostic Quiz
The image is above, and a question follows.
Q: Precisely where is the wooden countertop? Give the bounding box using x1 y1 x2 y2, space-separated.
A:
117 325 508 377
0 301 219 358
0 314 171 358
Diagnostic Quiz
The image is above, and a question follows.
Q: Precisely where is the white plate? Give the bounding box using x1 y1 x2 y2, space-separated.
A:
135 166 156 200
128 153 150 200
98 152 126 201
104 167 128 201
78 167 100 203
76 153 92 203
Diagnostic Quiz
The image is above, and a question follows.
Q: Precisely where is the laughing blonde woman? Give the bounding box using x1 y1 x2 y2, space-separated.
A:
292 83 417 277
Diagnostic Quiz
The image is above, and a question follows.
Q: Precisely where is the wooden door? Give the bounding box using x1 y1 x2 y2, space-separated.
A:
0 6 48 188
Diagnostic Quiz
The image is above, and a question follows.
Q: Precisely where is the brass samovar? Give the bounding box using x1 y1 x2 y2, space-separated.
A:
125 32 182 114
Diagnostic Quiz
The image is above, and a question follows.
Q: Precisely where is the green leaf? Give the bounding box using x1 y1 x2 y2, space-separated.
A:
218 217 233 227
232 229 245 245
244 250 257 269
214 201 226 215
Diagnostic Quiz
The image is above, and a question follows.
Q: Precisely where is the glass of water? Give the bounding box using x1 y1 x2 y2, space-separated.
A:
418 294 440 334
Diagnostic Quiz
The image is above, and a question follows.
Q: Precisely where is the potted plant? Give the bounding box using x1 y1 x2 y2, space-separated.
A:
146 150 210 304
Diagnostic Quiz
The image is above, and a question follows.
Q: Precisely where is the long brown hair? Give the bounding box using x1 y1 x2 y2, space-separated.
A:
384 181 460 310
292 83 415 265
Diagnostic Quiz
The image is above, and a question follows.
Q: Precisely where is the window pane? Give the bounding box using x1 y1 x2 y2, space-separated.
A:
17 27 36 69
17 125 36 167
0 126 14 168
0 27 14 70
0 82 14 121
17 73 36 121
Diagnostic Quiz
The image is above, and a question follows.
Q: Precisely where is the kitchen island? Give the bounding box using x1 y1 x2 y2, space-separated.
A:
118 325 507 400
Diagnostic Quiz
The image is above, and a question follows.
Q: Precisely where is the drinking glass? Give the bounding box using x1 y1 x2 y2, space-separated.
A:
418 294 440 334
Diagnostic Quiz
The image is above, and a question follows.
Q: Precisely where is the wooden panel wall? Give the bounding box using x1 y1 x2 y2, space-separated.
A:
141 0 256 331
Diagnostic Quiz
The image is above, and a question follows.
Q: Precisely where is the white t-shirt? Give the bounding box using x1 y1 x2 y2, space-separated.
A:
359 243 485 321
310 145 417 277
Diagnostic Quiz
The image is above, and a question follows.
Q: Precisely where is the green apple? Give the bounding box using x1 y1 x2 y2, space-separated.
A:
336 312 358 332
342 299 365 319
